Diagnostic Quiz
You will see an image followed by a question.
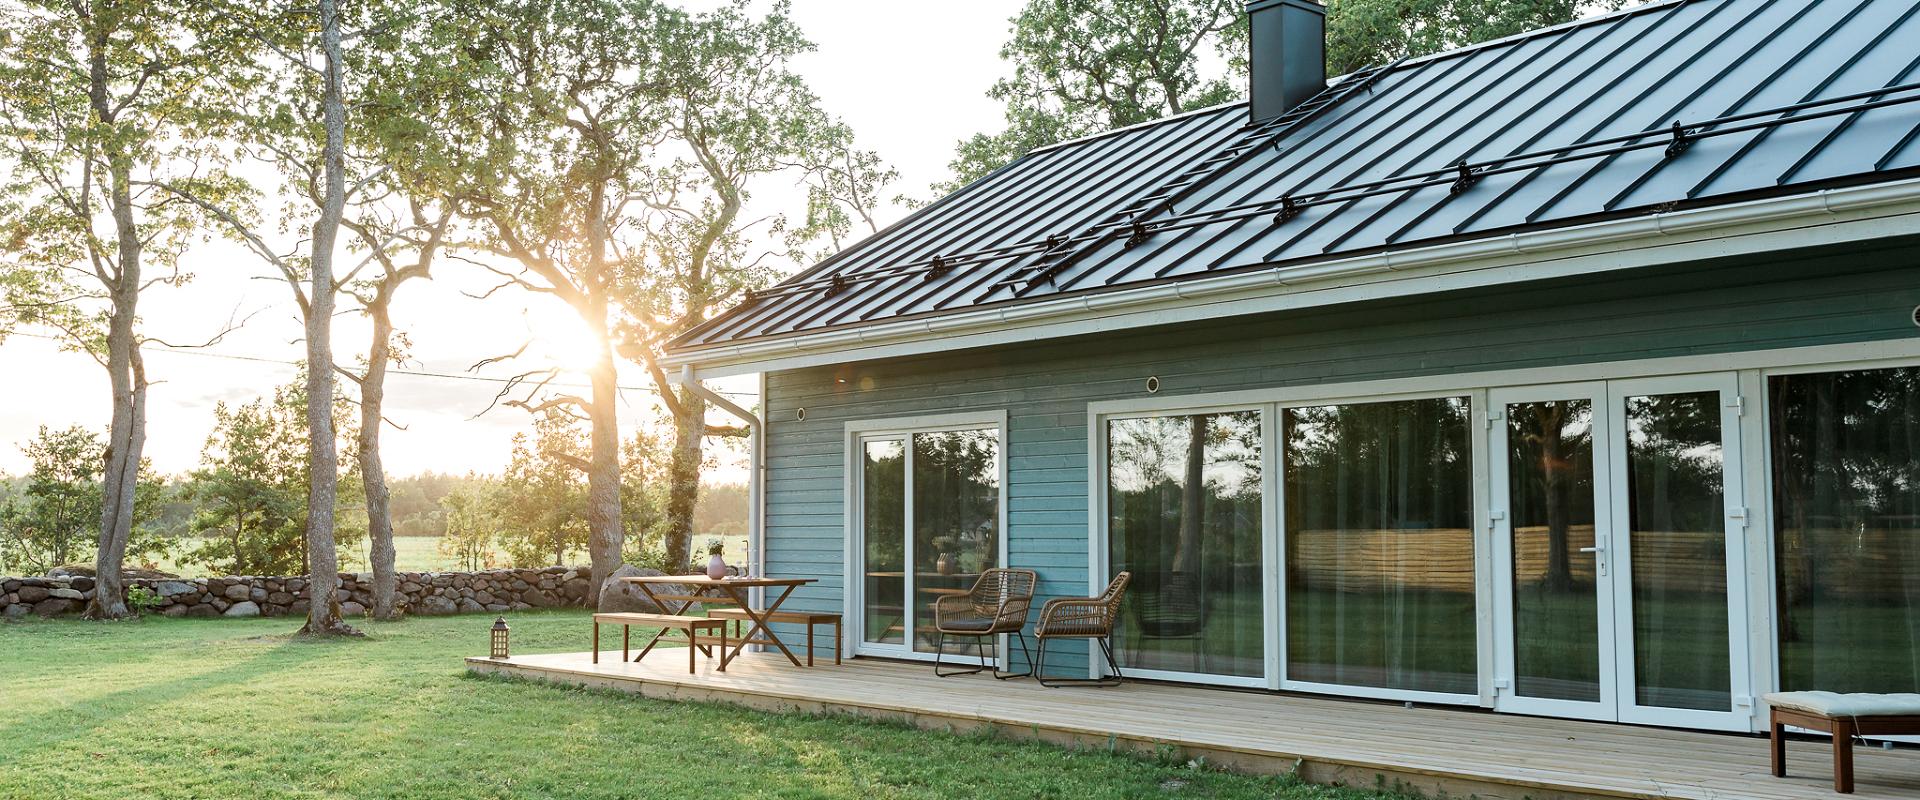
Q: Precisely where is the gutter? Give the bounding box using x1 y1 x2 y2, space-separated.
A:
664 176 1920 375
672 365 764 586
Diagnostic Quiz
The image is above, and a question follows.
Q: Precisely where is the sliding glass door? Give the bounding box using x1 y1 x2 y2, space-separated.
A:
855 424 1001 660
1105 410 1266 684
1490 375 1750 730
1281 396 1478 698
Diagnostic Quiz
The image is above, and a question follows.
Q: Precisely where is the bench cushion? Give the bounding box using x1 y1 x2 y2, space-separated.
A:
1765 691 1920 717
593 612 721 628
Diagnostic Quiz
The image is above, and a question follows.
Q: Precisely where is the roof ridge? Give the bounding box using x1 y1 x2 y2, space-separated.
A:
1386 0 1694 72
1021 1 1692 160
1025 100 1247 157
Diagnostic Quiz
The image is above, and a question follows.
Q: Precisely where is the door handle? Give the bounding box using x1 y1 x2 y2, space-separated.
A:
1579 545 1608 577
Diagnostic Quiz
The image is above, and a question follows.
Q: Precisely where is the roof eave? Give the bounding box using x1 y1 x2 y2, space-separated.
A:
666 175 1920 380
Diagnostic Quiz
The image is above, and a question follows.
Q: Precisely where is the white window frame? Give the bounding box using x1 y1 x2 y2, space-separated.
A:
1090 401 1274 690
1757 353 1920 732
1084 337 1920 728
843 411 1009 665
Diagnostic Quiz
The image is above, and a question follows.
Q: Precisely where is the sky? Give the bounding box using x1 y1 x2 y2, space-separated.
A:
0 0 1027 480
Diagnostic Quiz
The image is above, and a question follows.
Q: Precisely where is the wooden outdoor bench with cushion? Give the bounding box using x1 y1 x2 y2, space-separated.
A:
592 612 726 674
707 608 841 666
1766 691 1920 793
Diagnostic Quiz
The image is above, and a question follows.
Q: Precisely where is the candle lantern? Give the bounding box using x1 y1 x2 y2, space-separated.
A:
490 616 510 660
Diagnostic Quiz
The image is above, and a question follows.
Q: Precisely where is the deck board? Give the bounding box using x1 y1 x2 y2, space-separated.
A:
468 652 1920 800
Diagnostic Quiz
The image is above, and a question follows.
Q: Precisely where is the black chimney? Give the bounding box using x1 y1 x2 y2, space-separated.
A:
1247 0 1326 122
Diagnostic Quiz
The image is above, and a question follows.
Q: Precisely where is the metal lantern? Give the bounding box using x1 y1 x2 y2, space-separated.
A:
490 616 510 660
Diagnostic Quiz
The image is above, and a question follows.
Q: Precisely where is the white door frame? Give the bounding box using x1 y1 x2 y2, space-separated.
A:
1488 382 1620 722
843 411 1009 664
1606 372 1753 732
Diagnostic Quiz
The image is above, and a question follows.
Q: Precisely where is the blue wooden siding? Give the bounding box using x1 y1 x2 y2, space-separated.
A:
759 238 1920 671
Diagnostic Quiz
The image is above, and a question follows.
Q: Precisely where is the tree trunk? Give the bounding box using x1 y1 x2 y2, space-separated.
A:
301 0 356 636
84 27 144 621
359 304 398 620
1173 415 1206 576
664 388 707 574
583 330 623 604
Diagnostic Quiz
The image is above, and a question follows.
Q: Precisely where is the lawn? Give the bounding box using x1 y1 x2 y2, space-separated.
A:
0 610 1409 800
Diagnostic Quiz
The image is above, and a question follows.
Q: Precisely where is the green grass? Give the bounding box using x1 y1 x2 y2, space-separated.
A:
0 611 1411 800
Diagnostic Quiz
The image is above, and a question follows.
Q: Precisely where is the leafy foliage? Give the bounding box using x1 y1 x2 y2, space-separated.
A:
934 0 1626 194
494 410 591 569
180 381 364 576
0 426 163 574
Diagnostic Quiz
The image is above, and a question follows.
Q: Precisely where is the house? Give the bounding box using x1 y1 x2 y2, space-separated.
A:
661 0 1920 735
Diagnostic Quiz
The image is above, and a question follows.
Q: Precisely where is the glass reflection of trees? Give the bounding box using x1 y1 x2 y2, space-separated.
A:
1507 400 1601 702
1622 391 1729 711
1107 411 1263 677
1772 367 1920 693
1284 397 1476 694
863 440 906 645
912 429 1001 653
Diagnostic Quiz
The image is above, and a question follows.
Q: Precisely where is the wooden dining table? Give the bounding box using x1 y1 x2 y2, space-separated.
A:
619 575 817 670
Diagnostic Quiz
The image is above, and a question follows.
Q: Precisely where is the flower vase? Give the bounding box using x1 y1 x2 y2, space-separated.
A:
706 553 729 580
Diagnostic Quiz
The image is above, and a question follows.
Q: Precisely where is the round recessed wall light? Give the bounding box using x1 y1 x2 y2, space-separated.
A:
1911 304 1920 328
1145 376 1161 394
795 407 807 422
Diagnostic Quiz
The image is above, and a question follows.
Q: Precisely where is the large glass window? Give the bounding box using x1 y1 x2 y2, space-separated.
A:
1284 397 1477 694
862 440 906 646
1107 410 1264 678
911 429 1001 653
1771 367 1920 693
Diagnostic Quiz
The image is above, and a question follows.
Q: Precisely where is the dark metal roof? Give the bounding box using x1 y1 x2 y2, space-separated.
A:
670 0 1920 355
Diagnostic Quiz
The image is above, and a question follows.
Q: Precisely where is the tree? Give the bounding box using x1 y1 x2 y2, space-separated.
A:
438 478 502 572
0 0 240 619
496 410 590 569
934 0 1245 195
182 395 308 576
619 425 672 570
621 0 891 573
1325 0 1625 76
936 0 1625 193
403 0 679 603
0 426 163 575
181 380 366 578
171 0 441 634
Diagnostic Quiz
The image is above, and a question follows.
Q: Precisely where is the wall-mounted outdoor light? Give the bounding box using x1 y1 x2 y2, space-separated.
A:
1145 376 1161 394
795 407 808 421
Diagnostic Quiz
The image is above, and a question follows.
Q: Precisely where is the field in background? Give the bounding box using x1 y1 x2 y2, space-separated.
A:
137 534 751 578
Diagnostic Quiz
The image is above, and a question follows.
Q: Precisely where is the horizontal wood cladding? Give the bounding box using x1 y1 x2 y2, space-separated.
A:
760 240 1920 669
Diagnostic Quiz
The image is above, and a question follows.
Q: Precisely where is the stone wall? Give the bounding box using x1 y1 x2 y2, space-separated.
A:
0 566 590 619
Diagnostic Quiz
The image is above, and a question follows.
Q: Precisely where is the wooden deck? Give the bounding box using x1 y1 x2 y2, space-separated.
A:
467 651 1920 800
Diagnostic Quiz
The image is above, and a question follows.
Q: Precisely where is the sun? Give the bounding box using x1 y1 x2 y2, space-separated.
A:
523 306 607 374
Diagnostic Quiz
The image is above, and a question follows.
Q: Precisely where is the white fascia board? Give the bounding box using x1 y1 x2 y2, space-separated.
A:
666 178 1920 379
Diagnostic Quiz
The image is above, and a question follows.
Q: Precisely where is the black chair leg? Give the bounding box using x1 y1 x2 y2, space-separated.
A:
992 631 1033 680
933 631 991 677
1035 636 1124 688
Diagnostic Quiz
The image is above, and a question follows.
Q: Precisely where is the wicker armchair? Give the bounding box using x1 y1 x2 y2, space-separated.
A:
932 567 1038 679
1033 572 1131 687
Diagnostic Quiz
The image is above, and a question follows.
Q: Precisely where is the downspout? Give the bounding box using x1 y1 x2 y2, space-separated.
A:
676 364 764 586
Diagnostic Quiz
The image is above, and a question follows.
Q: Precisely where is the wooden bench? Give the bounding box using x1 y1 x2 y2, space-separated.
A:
1766 691 1920 793
592 612 726 674
707 608 841 666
